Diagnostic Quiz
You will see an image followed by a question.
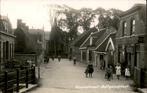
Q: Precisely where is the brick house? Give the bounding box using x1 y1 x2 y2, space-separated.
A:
0 16 15 70
79 28 105 64
80 27 116 68
94 28 116 70
115 4 146 87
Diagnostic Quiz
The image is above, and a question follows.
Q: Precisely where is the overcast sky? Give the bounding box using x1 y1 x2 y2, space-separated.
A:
1 0 146 31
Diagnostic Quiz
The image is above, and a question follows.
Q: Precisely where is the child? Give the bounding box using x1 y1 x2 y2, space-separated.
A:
85 67 89 78
105 66 111 81
73 56 76 65
110 66 113 79
115 64 121 80
125 67 130 79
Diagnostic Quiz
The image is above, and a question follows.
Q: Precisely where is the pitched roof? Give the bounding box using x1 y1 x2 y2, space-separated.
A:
0 16 13 34
80 27 116 51
80 29 106 49
96 33 116 52
120 4 146 17
94 27 116 50
70 27 98 47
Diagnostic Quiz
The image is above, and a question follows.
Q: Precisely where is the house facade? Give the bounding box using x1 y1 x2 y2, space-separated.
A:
0 16 15 70
116 4 146 87
80 28 105 64
80 27 117 70
94 29 116 70
70 28 97 61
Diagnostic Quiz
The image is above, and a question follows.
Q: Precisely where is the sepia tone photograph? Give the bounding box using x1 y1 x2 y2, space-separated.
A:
0 0 146 93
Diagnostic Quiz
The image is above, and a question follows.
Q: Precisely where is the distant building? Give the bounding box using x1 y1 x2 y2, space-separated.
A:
116 4 146 87
14 19 33 54
0 16 15 70
14 19 46 64
29 28 46 63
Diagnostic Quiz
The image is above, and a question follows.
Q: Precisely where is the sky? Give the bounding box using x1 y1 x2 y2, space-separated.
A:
1 0 146 31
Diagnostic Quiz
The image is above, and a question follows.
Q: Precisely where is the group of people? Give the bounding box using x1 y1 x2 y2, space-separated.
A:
50 55 61 62
105 64 131 81
84 64 94 78
84 63 131 80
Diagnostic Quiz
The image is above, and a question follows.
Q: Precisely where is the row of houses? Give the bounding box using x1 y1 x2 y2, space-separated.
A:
70 4 146 87
0 16 15 70
14 19 48 66
0 16 48 71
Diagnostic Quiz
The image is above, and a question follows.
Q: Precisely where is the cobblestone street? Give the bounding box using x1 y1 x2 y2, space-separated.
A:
30 59 134 93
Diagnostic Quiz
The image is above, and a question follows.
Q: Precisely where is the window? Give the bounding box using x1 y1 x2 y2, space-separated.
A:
130 19 135 35
122 21 127 36
100 55 103 60
90 37 93 46
89 51 92 61
82 52 86 60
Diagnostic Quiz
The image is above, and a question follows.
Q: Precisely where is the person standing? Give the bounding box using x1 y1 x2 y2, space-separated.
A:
47 57 49 63
73 56 76 65
115 64 121 80
52 56 54 61
84 66 89 78
69 55 72 61
58 55 61 62
105 65 111 81
88 64 94 78
110 65 113 79
125 67 130 79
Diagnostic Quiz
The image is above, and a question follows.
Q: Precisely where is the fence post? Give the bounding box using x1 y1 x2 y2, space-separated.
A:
16 69 19 92
32 67 36 84
26 69 28 88
4 71 8 93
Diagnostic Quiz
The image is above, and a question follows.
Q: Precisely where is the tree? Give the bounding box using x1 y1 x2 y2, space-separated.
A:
108 8 123 30
48 4 123 56
94 7 123 30
78 8 94 31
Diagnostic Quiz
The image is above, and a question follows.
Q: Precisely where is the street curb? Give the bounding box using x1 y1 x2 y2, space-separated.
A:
137 88 147 93
20 84 39 93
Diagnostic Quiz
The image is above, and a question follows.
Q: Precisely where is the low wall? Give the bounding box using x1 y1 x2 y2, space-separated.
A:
14 54 37 65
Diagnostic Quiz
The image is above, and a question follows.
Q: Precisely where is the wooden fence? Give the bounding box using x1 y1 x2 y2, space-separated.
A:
0 67 36 93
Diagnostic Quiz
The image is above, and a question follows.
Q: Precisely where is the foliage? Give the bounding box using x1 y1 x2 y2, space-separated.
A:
53 5 123 34
48 5 123 56
94 7 123 30
49 17 68 56
78 8 94 31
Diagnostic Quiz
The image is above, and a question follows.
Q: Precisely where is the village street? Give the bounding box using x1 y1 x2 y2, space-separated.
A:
30 58 134 93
